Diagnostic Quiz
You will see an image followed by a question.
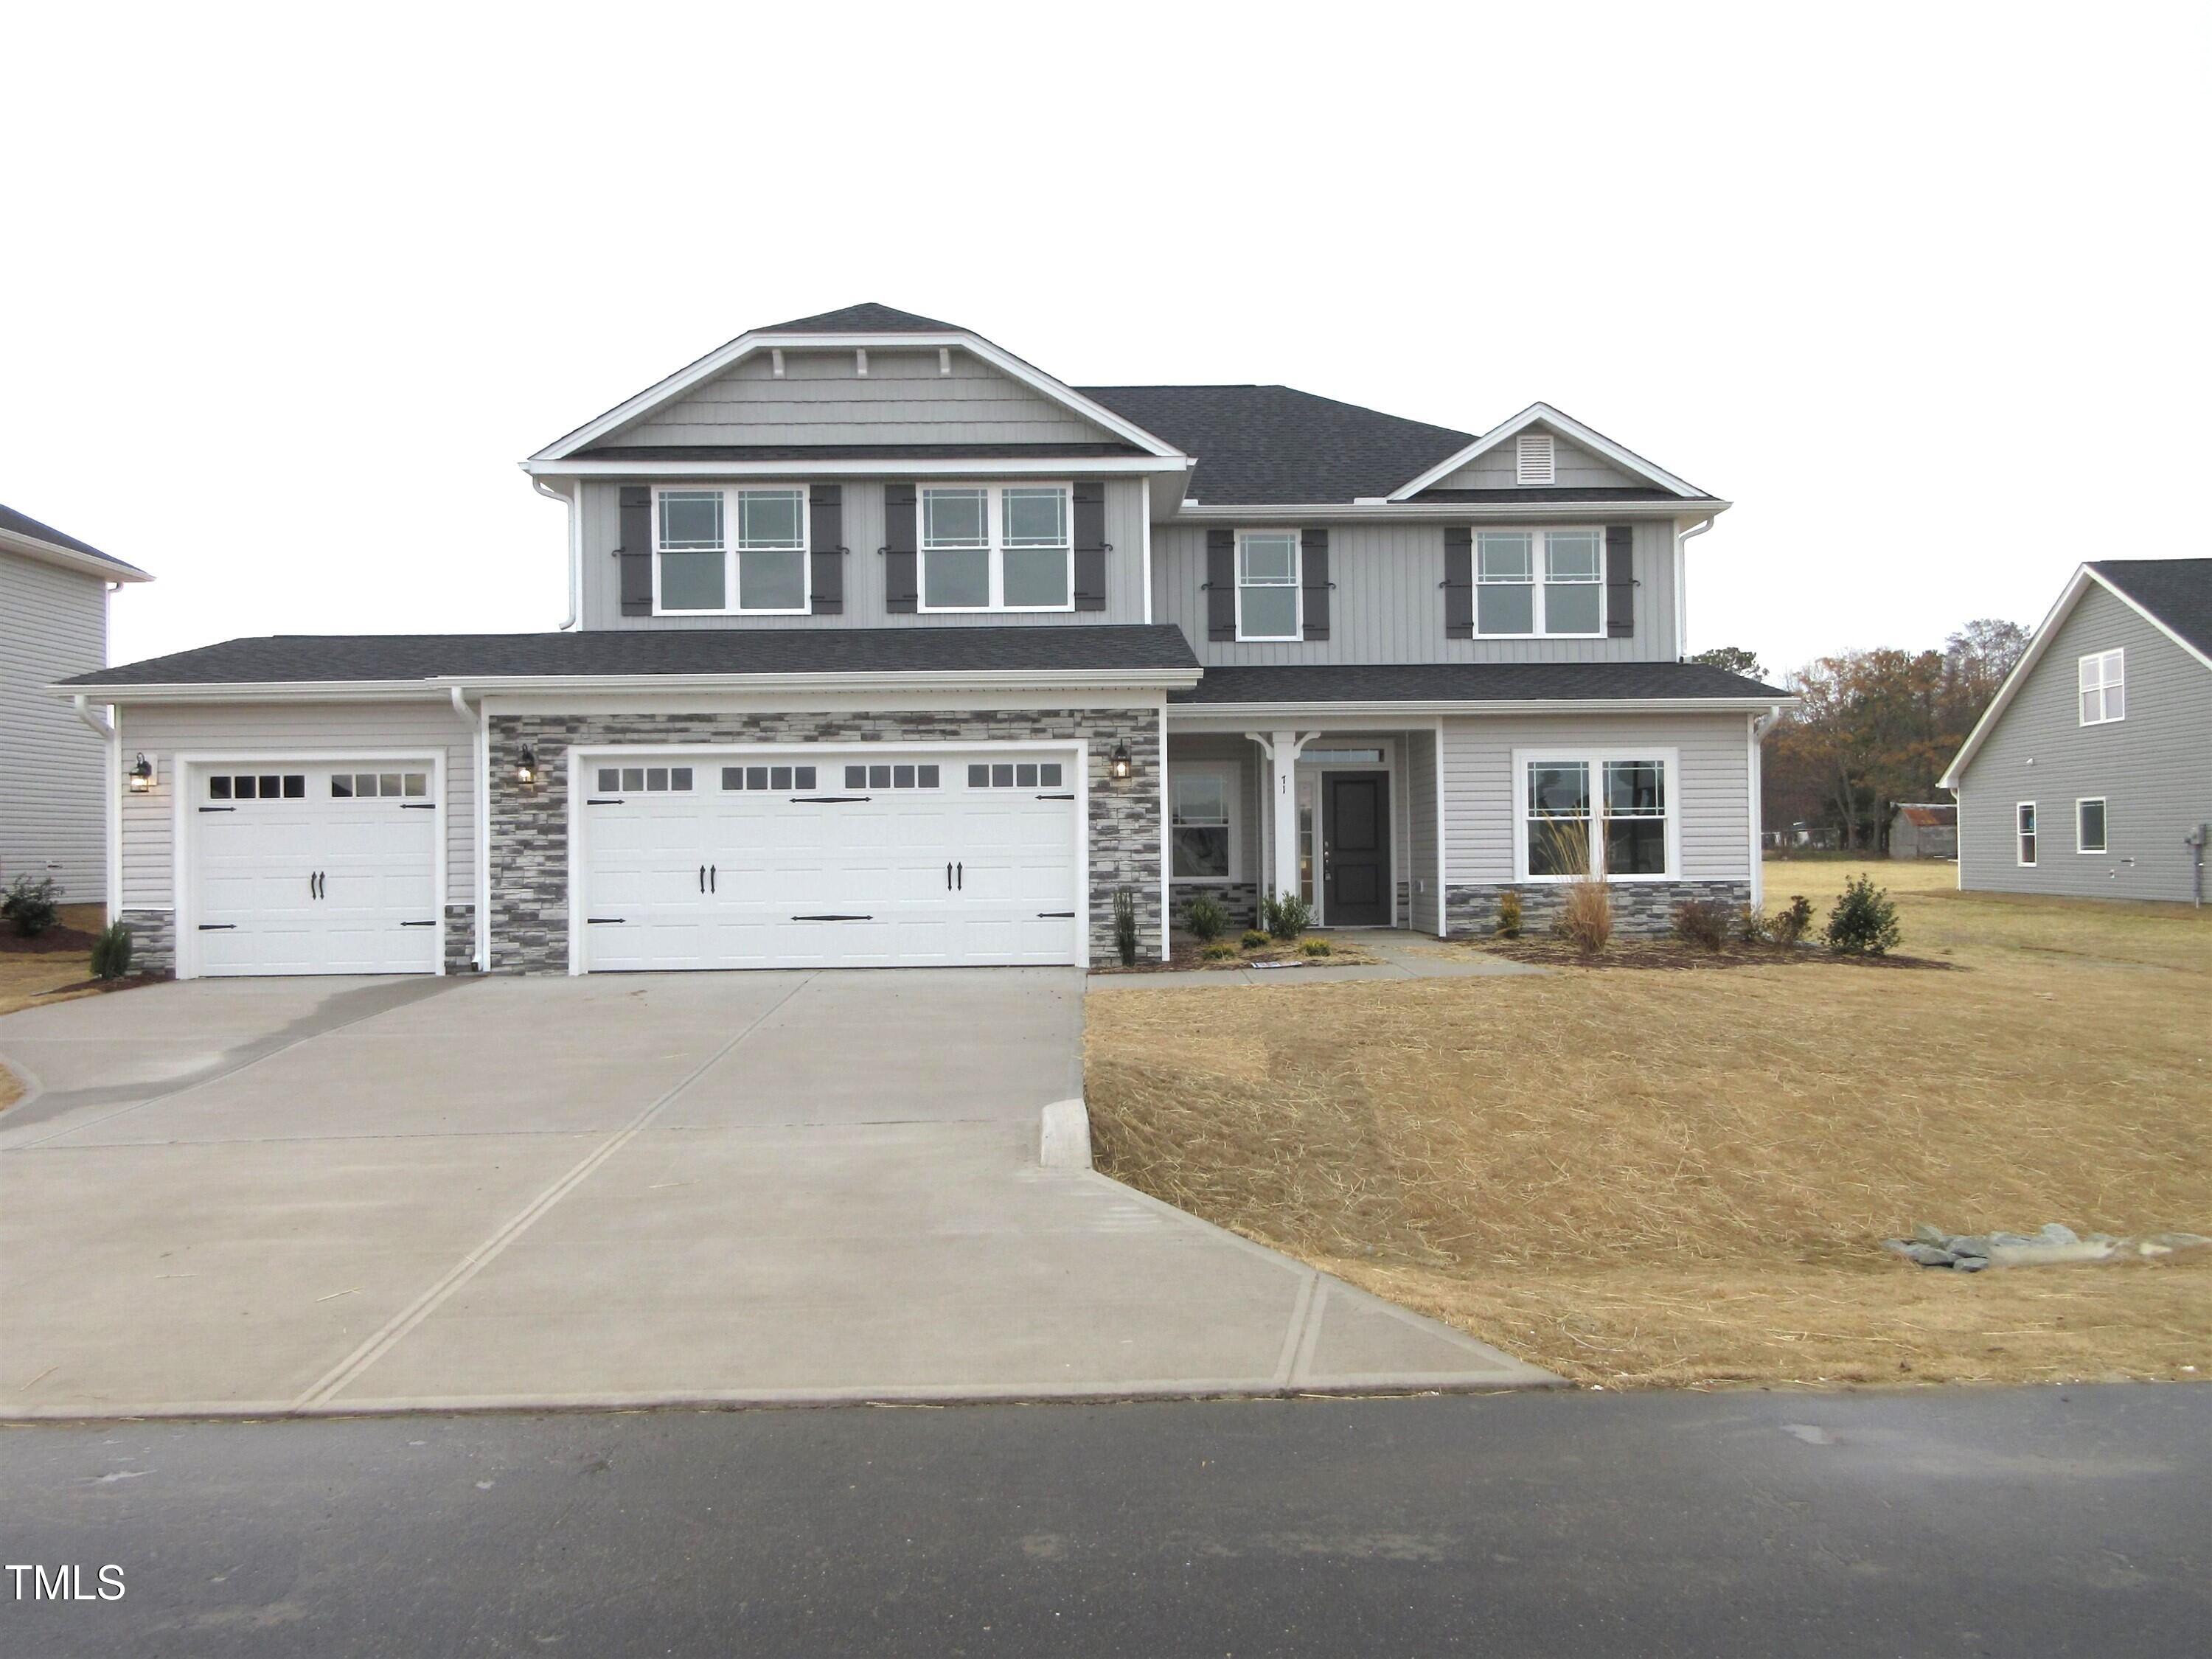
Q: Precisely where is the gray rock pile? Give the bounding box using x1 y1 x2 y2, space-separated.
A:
1885 1222 2211 1271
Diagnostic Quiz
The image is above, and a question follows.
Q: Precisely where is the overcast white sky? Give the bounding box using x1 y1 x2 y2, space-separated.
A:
7 3 2206 678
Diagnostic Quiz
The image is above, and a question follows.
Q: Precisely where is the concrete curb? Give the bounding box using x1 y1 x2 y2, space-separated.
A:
1039 1097 1091 1168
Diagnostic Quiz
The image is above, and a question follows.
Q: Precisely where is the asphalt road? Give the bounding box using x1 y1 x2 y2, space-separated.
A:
2 1385 2204 1657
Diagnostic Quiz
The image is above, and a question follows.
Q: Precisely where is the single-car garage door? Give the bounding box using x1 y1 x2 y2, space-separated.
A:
185 762 442 977
579 749 1080 971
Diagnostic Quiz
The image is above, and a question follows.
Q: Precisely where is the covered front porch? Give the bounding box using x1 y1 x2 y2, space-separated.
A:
1164 722 1444 936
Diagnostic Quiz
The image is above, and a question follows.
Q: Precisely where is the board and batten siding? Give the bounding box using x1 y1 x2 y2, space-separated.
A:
1 551 109 901
1428 432 1640 492
115 701 477 911
1443 712 1753 883
613 349 1110 448
1955 582 2212 902
578 476 1150 630
1152 519 1679 666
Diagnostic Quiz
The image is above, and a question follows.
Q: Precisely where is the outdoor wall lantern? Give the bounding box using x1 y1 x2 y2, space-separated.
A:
515 743 538 787
1109 741 1133 781
128 751 155 792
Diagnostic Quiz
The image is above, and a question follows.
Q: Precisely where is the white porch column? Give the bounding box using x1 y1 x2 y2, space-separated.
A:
1248 729 1312 900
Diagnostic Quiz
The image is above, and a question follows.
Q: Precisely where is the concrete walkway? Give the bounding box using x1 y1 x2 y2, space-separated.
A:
0 973 1551 1419
1089 929 1544 991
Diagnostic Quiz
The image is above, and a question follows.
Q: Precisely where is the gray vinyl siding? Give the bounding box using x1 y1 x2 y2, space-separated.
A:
1 552 109 901
114 701 477 911
580 477 1150 630
1430 432 1638 492
1443 712 1753 883
1152 519 1678 665
1408 729 1441 933
613 349 1109 448
1955 583 2211 902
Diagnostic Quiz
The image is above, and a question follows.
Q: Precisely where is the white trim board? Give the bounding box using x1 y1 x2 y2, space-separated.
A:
1388 402 1706 502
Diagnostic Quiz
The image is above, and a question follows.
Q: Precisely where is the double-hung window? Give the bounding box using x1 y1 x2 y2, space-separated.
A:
1170 767 1237 880
919 484 1071 611
1236 531 1300 640
655 486 810 613
1519 751 1674 880
2079 649 2124 725
1476 529 1604 636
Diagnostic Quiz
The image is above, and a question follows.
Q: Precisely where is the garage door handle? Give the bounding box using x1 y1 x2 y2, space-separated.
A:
710 866 717 893
1037 792 1075 801
197 922 237 931
946 862 953 890
957 862 963 890
1037 911 1075 919
699 864 706 894
586 917 625 925
586 797 625 805
400 920 436 928
792 914 872 922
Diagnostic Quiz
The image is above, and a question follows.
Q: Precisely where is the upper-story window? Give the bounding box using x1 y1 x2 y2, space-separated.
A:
1477 529 1603 636
2079 649 2124 725
919 484 1071 611
655 486 809 614
1237 530 1301 641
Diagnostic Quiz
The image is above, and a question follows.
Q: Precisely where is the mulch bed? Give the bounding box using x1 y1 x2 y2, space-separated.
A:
0 925 102 956
1094 936 1377 974
1472 936 1956 972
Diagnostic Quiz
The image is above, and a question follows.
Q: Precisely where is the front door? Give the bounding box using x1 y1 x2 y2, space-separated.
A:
1321 772 1390 926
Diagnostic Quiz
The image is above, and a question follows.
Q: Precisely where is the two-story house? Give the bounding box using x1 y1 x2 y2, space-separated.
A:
63 303 1787 978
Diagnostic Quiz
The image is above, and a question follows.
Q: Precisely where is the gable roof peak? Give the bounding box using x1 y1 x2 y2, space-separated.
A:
757 302 964 335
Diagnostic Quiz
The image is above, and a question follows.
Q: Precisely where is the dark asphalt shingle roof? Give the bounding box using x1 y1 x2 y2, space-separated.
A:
1 502 150 579
66 626 1200 689
1413 486 1683 504
757 302 962 334
574 442 1143 462
1075 385 1474 505
2089 558 2212 661
1167 661 1789 705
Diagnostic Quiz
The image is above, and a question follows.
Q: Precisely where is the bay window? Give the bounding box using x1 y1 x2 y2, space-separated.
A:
1477 529 1606 637
655 485 810 613
1517 751 1676 880
919 484 1071 611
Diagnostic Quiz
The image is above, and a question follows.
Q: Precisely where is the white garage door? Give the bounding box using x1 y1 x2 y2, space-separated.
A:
580 750 1080 971
187 762 442 977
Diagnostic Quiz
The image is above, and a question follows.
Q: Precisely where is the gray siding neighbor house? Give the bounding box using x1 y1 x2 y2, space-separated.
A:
59 303 1792 978
2 505 152 902
1942 559 2211 904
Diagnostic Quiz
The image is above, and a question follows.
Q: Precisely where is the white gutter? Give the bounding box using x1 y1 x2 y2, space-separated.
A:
533 478 581 630
525 456 1192 481
1166 499 1731 525
1170 695 1798 723
1673 515 1714 656
55 667 1207 703
74 695 122 924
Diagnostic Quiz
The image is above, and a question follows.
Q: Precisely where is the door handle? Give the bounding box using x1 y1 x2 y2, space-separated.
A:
710 866 717 893
957 862 963 891
699 865 706 894
947 862 953 891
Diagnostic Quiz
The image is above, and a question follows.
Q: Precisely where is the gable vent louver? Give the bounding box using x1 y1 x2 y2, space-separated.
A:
1516 431 1556 486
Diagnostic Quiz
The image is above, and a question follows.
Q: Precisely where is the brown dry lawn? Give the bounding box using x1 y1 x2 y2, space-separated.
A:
0 905 114 1108
1085 861 2211 1389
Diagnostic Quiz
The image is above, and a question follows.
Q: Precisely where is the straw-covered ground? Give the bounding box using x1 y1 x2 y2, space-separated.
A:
1085 861 2211 1388
0 905 120 1107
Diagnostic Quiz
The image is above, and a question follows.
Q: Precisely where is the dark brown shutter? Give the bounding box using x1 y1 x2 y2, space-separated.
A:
1443 526 1473 638
618 486 653 616
883 483 918 613
1206 528 1236 641
1605 524 1635 638
1301 527 1330 640
1072 481 1107 611
808 484 844 614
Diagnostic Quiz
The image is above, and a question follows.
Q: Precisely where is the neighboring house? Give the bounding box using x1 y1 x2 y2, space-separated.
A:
1888 803 1957 860
60 303 1790 979
2 504 152 903
1941 559 2211 904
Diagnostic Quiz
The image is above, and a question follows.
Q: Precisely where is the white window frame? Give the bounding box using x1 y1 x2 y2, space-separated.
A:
2078 648 2125 726
1169 761 1242 883
1512 748 1680 883
1234 529 1302 641
1475 527 1607 639
2017 801 2038 867
2075 796 2107 855
652 484 812 616
916 481 1074 614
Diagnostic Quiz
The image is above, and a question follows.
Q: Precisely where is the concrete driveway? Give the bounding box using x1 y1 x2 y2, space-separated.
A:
1 973 1547 1417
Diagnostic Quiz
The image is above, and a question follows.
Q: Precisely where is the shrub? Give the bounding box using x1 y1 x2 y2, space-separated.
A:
1771 894 1815 947
1495 891 1523 939
1672 898 1731 952
90 921 134 981
1112 888 1139 967
1825 874 1901 956
1298 938 1332 957
1261 891 1313 940
1733 905 1770 945
1239 930 1270 950
2 874 60 939
1200 942 1239 961
1185 895 1228 943
1554 879 1613 955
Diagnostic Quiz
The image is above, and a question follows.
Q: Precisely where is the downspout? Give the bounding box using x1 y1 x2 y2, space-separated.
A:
1748 703 1783 911
74 695 122 924
535 478 580 631
453 685 490 970
1673 515 1713 657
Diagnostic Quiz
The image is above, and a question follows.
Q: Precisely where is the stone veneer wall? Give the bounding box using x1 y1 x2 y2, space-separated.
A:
116 908 176 976
1446 880 1751 939
1170 880 1260 931
487 708 1163 973
444 905 475 974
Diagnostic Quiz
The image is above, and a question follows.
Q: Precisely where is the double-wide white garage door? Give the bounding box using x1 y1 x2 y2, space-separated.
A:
186 762 442 977
579 748 1081 971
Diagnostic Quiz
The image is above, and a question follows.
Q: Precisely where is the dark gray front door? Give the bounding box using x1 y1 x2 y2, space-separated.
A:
1322 772 1390 926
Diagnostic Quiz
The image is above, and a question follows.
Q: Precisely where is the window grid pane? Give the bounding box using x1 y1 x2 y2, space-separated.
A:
658 492 723 549
737 490 804 550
